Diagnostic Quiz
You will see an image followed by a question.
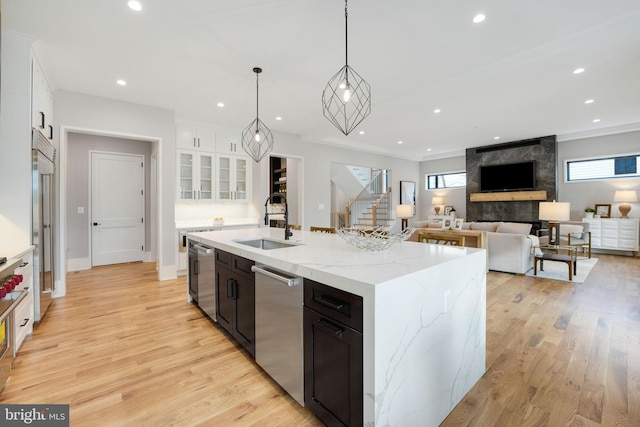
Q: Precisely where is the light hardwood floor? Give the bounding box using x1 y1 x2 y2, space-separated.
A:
0 254 638 426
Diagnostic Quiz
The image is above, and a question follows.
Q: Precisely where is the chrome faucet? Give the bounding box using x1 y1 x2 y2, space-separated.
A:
264 193 293 240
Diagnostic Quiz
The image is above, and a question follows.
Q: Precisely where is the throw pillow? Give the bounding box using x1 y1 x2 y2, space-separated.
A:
496 222 532 235
470 222 499 232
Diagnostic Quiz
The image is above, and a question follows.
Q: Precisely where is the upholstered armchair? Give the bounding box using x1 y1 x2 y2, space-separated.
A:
537 221 591 258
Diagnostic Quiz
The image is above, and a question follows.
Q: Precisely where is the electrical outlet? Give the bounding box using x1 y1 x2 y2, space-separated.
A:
77 207 85 214
318 204 325 210
444 290 451 312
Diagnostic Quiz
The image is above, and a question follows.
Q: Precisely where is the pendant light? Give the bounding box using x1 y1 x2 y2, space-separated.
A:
241 67 274 162
321 0 371 136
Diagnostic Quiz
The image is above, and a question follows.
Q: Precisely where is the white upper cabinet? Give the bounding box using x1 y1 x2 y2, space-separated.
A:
31 57 54 139
176 125 215 151
215 132 242 154
216 154 251 203
176 150 215 203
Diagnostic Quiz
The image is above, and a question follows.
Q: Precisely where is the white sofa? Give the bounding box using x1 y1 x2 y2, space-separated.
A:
466 222 535 274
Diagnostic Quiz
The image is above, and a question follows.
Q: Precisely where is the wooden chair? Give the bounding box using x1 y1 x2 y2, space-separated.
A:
537 221 591 258
310 226 336 234
418 231 465 246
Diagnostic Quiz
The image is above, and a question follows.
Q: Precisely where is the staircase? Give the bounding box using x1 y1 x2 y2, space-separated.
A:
352 192 392 228
344 169 393 228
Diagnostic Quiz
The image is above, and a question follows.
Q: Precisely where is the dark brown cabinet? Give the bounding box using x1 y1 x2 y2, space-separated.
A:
215 250 255 357
304 279 363 426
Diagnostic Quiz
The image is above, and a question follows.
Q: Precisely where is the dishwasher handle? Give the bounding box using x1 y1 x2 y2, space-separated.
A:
194 244 214 254
251 265 301 287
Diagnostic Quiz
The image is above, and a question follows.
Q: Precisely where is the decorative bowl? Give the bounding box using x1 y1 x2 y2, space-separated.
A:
337 227 415 251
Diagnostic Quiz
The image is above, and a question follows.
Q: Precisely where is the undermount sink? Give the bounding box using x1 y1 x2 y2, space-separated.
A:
234 238 302 250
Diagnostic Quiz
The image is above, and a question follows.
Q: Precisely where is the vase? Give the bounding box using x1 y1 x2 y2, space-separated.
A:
585 212 594 219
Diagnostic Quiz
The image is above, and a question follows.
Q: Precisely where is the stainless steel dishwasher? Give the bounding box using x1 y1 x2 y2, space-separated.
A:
195 243 216 321
252 265 304 406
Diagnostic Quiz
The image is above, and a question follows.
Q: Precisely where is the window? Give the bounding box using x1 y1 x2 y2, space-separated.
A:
426 171 466 189
566 154 640 182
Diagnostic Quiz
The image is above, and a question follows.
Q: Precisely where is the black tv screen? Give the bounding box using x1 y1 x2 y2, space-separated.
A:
480 161 536 192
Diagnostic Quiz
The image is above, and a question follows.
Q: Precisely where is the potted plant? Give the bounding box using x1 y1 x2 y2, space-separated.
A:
584 207 595 219
449 208 456 218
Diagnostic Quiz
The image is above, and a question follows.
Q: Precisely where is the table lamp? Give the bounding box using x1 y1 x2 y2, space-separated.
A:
614 190 638 219
396 204 414 231
539 201 570 245
431 197 444 215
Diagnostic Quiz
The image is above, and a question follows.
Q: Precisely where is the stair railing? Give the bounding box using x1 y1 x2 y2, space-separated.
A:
345 169 391 227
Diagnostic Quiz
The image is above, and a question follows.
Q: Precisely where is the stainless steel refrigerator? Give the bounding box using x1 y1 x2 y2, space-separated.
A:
32 128 55 322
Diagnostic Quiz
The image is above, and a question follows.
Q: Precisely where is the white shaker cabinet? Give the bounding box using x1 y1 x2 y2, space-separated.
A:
582 218 639 256
215 132 242 154
176 125 215 151
176 150 215 202
216 154 251 203
31 57 54 139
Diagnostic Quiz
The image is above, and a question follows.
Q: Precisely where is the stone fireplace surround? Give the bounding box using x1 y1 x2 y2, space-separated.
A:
466 135 557 231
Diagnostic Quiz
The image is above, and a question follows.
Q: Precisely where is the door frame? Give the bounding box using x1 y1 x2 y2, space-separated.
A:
89 150 146 266
58 126 162 297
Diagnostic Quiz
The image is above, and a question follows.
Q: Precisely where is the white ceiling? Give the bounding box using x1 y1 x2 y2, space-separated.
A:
5 0 640 160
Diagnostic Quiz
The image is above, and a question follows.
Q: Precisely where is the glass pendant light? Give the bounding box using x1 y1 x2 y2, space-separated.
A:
322 0 371 135
241 67 274 162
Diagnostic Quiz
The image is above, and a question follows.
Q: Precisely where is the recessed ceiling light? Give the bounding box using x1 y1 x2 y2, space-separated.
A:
216 102 224 107
433 109 441 114
494 136 500 140
593 118 601 123
473 14 486 23
116 79 127 86
127 1 142 11
275 116 282 121
573 68 585 74
584 99 594 104
397 141 403 145
427 148 432 152
359 130 365 135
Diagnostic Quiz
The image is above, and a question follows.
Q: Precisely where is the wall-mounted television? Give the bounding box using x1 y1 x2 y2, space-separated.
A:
480 161 536 192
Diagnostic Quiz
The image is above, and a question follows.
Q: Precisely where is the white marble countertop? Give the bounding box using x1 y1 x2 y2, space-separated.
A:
0 246 34 277
188 227 483 295
176 218 259 231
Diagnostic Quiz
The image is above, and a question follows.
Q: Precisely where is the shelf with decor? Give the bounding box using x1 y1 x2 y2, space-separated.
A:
470 190 547 202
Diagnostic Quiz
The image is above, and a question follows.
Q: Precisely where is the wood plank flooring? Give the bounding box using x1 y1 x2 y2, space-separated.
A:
0 254 638 426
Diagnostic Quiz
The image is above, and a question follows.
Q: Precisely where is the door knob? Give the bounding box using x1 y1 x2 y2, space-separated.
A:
93 222 101 226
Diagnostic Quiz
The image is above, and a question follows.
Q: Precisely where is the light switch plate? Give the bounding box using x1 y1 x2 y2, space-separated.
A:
77 207 84 214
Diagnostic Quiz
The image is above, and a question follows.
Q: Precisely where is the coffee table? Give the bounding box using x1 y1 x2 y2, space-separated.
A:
533 244 578 280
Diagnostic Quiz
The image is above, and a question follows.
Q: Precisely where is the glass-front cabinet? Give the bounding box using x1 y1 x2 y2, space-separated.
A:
216 154 250 202
177 150 214 202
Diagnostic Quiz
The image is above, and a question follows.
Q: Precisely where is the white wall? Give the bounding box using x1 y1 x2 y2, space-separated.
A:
253 132 421 230
420 155 467 220
558 130 640 219
54 90 176 280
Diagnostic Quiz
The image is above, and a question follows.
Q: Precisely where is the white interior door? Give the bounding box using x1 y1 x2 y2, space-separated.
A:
91 152 145 266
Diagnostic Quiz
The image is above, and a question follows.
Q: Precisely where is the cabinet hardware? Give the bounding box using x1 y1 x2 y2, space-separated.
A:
194 259 199 275
316 318 344 337
92 222 101 226
226 278 236 299
39 112 45 129
48 125 53 139
315 295 345 311
19 318 29 327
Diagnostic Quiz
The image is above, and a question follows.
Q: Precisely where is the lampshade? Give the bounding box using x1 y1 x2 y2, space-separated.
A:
614 190 638 203
539 201 570 221
431 196 444 205
396 204 414 218
614 190 637 219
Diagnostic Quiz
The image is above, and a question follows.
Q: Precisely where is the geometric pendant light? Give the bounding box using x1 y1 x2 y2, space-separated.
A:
241 67 274 162
322 0 372 135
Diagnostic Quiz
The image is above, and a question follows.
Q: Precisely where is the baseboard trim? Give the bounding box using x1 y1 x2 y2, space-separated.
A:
67 257 91 272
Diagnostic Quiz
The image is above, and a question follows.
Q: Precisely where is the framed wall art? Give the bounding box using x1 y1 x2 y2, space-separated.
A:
595 204 611 218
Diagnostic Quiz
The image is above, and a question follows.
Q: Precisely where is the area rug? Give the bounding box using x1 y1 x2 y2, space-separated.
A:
526 257 598 283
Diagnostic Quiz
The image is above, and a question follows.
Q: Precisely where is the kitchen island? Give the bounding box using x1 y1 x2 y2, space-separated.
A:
188 227 486 426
